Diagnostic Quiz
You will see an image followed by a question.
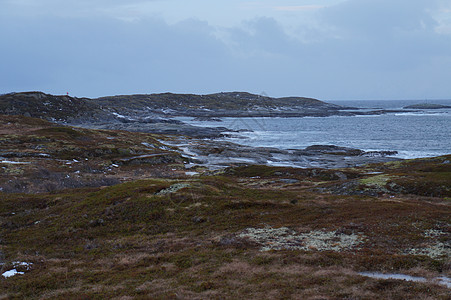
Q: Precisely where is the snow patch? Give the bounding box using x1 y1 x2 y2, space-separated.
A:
0 160 31 164
141 142 155 148
2 261 33 278
185 171 199 176
112 112 135 120
2 269 24 278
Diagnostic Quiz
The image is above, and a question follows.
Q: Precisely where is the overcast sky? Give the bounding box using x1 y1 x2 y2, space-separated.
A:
1 0 451 100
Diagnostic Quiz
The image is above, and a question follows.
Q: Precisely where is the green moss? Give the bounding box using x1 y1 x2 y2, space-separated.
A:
2 166 25 175
360 175 392 187
34 126 86 138
382 160 405 169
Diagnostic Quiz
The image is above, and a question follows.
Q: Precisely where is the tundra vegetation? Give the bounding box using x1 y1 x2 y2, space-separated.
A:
0 114 450 299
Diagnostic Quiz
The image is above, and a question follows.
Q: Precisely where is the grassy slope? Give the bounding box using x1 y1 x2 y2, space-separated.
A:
0 115 450 299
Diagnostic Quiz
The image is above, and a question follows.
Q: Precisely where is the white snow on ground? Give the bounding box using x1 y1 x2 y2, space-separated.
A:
0 160 31 164
141 142 155 148
2 269 24 278
179 146 199 157
13 262 33 268
111 112 135 120
185 171 199 176
2 262 33 278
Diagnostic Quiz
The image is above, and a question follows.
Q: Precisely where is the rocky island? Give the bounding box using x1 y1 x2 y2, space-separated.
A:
1 91 412 138
404 103 451 109
0 92 450 299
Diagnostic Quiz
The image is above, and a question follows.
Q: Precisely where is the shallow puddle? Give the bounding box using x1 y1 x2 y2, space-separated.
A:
359 272 451 288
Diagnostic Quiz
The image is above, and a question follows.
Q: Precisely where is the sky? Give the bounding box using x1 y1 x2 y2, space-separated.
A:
1 0 451 100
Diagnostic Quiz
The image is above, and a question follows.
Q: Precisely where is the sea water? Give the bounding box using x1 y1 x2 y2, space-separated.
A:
177 100 451 159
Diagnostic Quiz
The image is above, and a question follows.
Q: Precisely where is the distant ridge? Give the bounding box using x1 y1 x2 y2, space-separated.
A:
0 91 343 121
94 91 341 111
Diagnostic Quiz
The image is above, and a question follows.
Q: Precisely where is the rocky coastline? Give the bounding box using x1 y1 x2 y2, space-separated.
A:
1 91 406 168
1 91 413 137
162 138 400 170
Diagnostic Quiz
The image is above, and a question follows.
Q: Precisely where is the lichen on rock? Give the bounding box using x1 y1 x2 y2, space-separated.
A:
408 242 450 259
238 226 365 252
155 183 190 195
407 229 450 259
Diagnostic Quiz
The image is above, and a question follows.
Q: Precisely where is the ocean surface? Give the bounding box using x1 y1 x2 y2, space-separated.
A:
177 100 451 159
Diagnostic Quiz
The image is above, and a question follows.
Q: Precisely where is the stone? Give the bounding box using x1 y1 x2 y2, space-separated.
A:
279 179 300 184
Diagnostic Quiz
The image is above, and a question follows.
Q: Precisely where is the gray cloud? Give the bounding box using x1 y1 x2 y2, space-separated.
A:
1 0 450 100
0 15 232 96
321 0 440 36
316 0 451 72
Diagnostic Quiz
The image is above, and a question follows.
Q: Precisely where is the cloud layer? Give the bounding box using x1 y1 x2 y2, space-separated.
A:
1 0 450 99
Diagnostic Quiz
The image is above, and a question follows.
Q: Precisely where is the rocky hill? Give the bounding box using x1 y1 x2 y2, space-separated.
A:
0 91 357 137
94 92 343 117
0 92 111 123
2 91 413 130
1 91 346 121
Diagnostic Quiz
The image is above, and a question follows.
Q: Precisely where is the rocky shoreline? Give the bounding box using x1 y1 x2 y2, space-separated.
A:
162 138 400 170
1 91 408 169
80 120 229 139
1 91 416 139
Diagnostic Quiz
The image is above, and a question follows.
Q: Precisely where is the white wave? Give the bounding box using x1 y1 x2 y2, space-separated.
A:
354 114 383 118
395 150 449 159
395 112 450 117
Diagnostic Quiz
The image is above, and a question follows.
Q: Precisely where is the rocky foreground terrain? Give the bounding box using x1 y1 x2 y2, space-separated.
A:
1 92 450 298
0 111 450 299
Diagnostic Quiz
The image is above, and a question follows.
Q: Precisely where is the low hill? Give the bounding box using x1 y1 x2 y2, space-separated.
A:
0 92 110 123
1 91 347 122
94 91 341 112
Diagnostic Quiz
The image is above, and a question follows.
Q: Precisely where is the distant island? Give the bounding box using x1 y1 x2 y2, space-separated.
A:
404 103 451 109
0 91 420 138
